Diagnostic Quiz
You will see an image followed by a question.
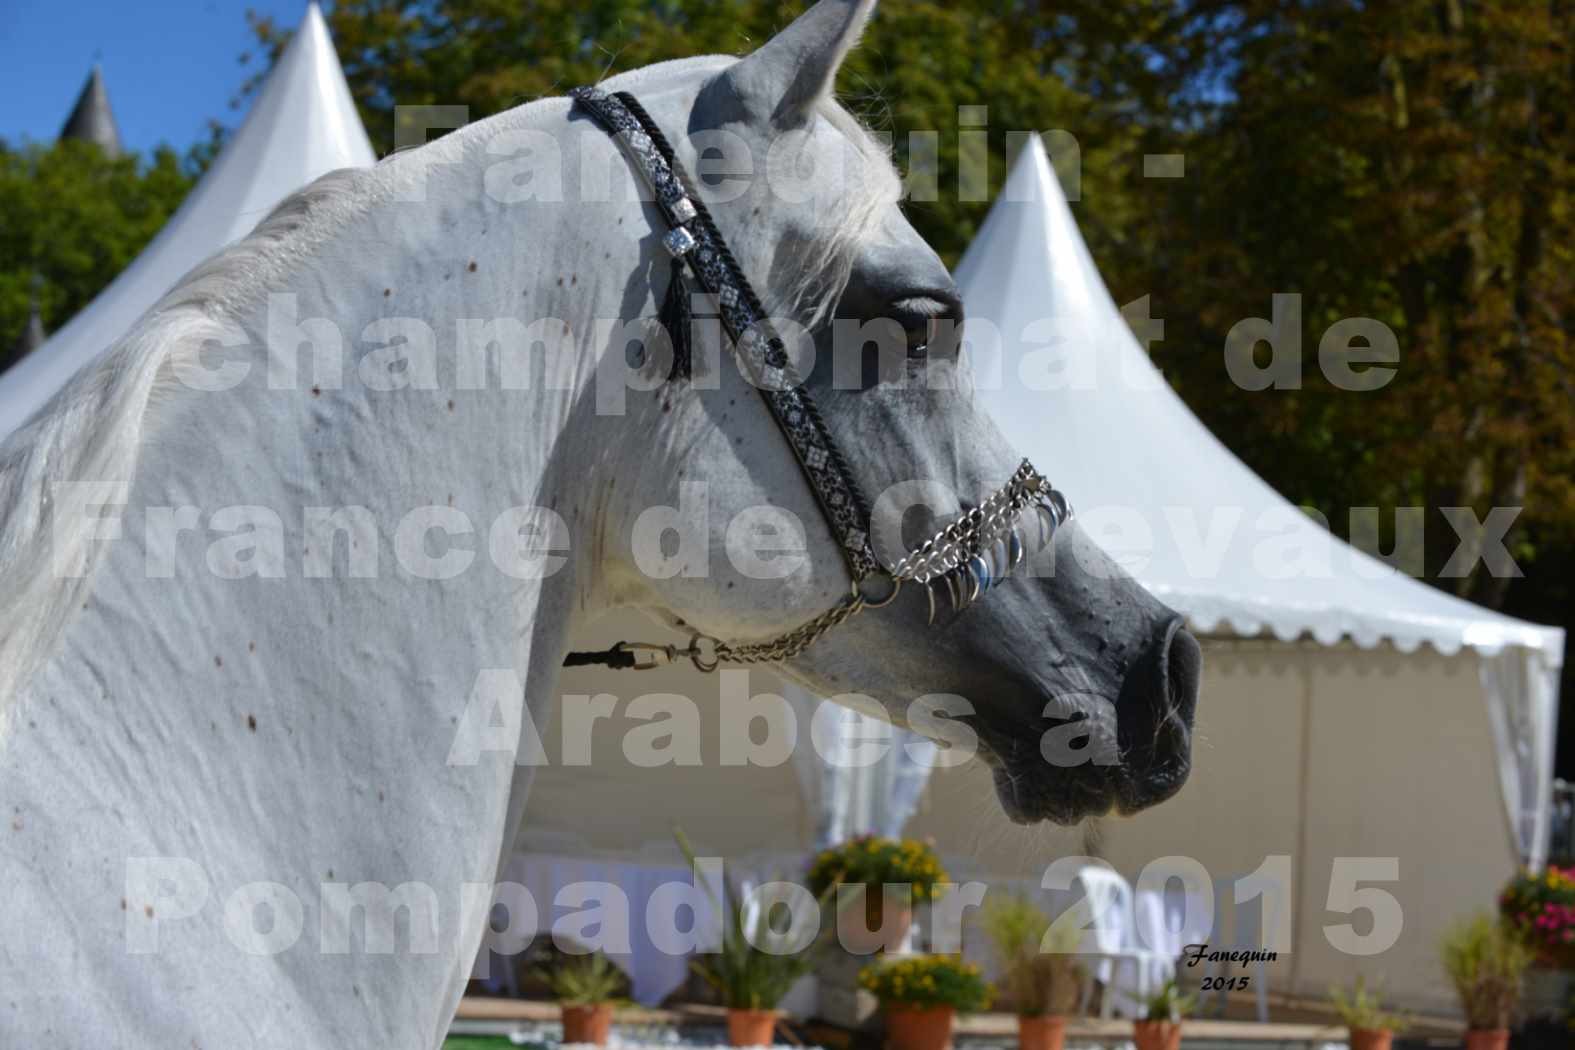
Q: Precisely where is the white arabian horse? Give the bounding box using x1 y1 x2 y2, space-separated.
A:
0 1 1200 1044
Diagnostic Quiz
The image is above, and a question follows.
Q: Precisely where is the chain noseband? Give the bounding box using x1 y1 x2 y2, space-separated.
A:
563 87 1073 672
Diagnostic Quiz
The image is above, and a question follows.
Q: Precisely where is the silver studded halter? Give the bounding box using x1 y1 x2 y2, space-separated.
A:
562 87 1073 673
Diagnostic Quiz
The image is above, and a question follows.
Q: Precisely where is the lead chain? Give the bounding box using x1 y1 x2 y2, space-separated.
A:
689 588 871 671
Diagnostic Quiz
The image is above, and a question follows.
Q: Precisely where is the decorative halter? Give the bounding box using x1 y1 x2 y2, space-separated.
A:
561 87 1072 672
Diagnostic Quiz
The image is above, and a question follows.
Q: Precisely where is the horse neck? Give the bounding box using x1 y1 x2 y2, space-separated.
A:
0 108 661 1046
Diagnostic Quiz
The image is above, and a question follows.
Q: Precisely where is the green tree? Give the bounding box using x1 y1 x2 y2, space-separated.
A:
246 0 1192 266
1105 0 1575 766
1113 0 1573 611
0 140 193 368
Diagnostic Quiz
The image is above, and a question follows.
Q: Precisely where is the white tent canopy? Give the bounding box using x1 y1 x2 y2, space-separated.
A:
957 135 1564 867
0 2 374 437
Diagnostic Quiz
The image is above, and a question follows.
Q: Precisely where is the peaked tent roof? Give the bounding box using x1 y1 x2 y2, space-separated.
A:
0 3 374 437
959 135 1564 666
958 135 1564 864
59 65 123 156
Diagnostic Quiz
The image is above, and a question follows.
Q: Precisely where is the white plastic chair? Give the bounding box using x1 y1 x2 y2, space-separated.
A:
1069 865 1172 1018
1206 885 1275 1022
1133 890 1180 992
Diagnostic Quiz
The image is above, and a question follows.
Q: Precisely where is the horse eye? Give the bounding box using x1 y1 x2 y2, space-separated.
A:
889 294 963 360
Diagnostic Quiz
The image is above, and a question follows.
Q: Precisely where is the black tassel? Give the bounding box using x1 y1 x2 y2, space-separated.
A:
658 257 692 382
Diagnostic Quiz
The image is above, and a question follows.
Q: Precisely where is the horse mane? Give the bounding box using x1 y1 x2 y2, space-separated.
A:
0 58 900 718
0 165 384 716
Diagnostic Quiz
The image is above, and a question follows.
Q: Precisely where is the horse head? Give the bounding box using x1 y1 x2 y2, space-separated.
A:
590 0 1202 826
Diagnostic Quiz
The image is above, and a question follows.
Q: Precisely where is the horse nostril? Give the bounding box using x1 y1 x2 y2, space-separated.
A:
1115 616 1202 804
1164 622 1202 728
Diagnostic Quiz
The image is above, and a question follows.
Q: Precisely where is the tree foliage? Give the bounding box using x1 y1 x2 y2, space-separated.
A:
0 140 192 369
1118 0 1575 611
246 0 1191 268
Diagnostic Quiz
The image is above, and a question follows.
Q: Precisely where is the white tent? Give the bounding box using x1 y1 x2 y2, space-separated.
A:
0 2 374 437
903 135 1565 1009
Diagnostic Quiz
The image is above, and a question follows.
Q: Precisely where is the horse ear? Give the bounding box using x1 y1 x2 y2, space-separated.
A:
714 0 876 128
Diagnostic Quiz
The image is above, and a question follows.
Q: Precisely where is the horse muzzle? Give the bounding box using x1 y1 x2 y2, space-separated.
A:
983 616 1202 826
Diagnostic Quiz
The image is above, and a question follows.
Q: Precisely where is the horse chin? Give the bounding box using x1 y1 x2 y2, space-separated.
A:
1118 754 1193 814
986 756 1119 827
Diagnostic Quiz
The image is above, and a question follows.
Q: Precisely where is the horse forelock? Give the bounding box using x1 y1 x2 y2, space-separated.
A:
761 100 901 331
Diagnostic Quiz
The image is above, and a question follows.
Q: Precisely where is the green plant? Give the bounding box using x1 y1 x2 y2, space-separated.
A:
1329 976 1410 1033
677 829 822 1011
532 951 628 1005
977 894 1083 1016
806 836 949 904
858 955 993 1012
1441 913 1534 1030
1142 980 1195 1023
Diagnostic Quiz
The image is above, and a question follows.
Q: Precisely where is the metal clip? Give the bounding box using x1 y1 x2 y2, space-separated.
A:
684 634 722 673
613 641 678 670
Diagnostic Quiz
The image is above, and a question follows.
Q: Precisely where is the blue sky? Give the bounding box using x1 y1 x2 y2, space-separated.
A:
0 0 311 155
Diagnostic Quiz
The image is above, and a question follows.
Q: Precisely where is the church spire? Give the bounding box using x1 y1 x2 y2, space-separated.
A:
59 65 123 157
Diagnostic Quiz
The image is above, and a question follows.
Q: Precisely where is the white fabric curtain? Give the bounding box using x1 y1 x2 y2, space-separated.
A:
1480 645 1564 869
785 683 849 846
783 681 938 847
878 736 937 838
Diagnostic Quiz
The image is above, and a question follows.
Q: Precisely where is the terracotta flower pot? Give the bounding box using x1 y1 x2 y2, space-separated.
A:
727 1008 780 1047
1464 1030 1510 1050
1347 1028 1393 1050
885 1004 955 1050
837 885 913 954
1018 1014 1067 1050
1132 1020 1182 1050
561 1002 614 1045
